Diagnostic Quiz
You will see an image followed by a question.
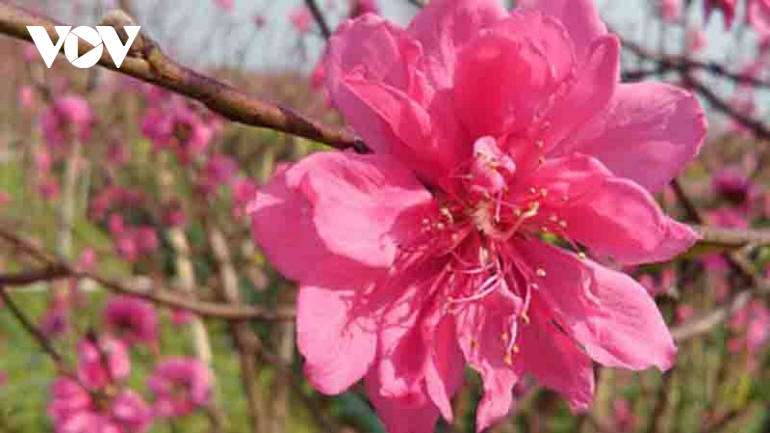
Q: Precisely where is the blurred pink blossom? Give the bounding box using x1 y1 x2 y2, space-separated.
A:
214 0 233 12
77 336 131 389
660 0 680 22
104 296 159 346
232 178 258 219
40 94 94 148
148 358 214 417
48 379 153 433
290 7 312 33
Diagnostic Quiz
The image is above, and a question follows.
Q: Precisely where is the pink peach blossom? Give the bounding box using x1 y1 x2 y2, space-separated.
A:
148 358 214 417
199 154 237 193
141 104 213 162
40 94 94 148
232 178 259 220
48 379 152 433
251 0 706 431
748 0 770 43
728 300 769 371
686 28 707 54
660 0 680 22
104 296 159 346
290 7 312 33
77 336 131 389
213 0 233 12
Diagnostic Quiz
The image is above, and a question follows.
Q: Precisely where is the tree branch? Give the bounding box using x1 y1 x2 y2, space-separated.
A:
0 2 357 150
0 228 295 321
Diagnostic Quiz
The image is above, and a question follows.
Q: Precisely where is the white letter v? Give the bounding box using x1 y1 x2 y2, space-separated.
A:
27 26 71 68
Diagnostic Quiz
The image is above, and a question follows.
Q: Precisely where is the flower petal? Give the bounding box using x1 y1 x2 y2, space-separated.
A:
492 8 576 85
407 0 508 89
338 78 465 184
366 371 441 433
297 152 434 269
297 283 377 394
520 240 677 372
518 307 595 411
251 158 381 286
452 32 555 138
541 35 619 153
520 0 607 62
455 296 522 432
568 82 707 193
560 173 698 265
423 314 465 422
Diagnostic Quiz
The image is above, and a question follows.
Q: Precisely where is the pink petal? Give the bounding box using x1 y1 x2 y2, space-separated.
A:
423 314 465 422
407 0 508 89
522 240 677 372
251 152 431 286
543 157 698 265
297 152 433 269
325 14 421 98
568 82 707 193
366 371 440 433
375 276 432 398
251 163 371 285
297 283 377 394
518 306 595 411
749 0 770 42
541 35 620 154
452 32 555 138
456 296 522 432
335 77 464 184
520 0 607 62
492 8 576 85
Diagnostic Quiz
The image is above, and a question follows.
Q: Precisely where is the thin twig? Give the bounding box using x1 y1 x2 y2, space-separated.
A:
0 227 295 321
305 0 331 39
0 286 65 366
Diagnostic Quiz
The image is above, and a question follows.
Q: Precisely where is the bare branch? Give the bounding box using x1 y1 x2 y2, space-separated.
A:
0 1 357 150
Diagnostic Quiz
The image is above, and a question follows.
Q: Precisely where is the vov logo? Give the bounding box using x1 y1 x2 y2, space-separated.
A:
26 26 141 69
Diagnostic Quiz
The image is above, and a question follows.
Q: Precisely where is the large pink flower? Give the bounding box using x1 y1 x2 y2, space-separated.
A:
251 1 706 432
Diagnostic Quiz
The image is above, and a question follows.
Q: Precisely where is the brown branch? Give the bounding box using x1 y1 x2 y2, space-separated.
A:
0 2 357 150
671 265 770 342
305 0 331 39
0 228 295 321
619 34 770 88
683 75 770 140
0 265 69 286
206 223 266 433
0 285 66 367
694 225 770 248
